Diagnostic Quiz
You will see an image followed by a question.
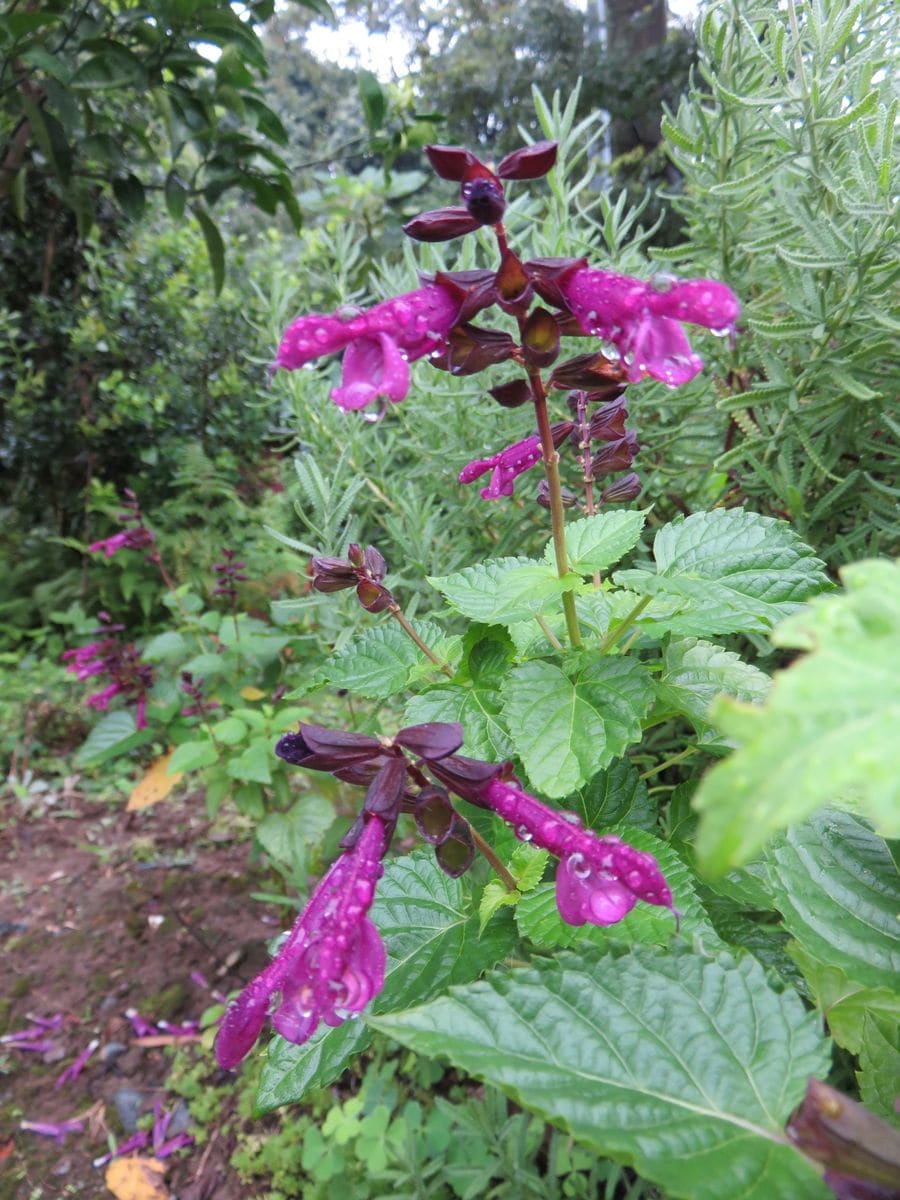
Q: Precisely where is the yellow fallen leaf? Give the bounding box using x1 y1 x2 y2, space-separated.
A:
127 752 184 811
105 1156 169 1200
240 685 266 701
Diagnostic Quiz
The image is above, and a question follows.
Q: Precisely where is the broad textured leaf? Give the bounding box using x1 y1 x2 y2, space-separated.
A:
169 737 219 774
516 828 717 951
429 557 583 626
766 811 900 993
323 620 456 699
255 796 335 876
257 851 516 1110
655 637 770 733
501 657 653 798
787 945 900 1055
858 1014 900 1126
142 631 188 662
75 710 149 766
694 560 900 871
371 947 830 1200
615 508 829 636
545 510 645 575
569 760 657 832
405 683 513 761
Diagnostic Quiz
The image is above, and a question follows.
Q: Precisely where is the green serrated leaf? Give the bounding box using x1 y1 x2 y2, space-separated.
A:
501 657 653 798
615 508 829 638
75 710 149 767
694 559 900 871
169 738 219 774
142 631 188 662
257 851 517 1110
322 620 450 699
227 738 272 784
788 944 900 1055
655 637 770 732
405 682 513 761
766 811 900 994
569 760 657 832
429 557 583 626
479 880 519 932
858 1014 900 1126
545 510 645 575
371 947 830 1200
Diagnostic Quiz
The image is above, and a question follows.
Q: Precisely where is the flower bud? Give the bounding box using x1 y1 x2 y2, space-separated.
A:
550 353 628 392
425 144 477 181
524 256 587 309
356 579 393 613
497 140 558 180
536 480 578 509
590 433 638 479
601 472 642 504
488 378 533 408
495 251 532 308
403 207 481 242
434 324 518 376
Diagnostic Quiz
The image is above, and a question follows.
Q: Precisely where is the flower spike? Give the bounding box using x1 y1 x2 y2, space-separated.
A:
215 814 390 1068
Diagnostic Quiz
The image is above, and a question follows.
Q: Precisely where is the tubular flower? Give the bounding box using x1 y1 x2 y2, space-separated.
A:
62 619 154 731
483 778 673 927
275 285 461 412
560 269 740 388
458 435 543 500
215 815 389 1068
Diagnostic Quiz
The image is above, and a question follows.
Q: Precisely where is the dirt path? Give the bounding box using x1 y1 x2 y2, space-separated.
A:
1 787 282 1199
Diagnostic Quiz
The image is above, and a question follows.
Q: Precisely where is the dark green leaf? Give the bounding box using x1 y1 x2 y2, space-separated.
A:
358 68 387 131
192 204 225 294
372 947 830 1200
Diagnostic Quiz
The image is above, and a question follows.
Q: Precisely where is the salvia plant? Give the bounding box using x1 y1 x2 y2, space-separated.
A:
207 136 896 1197
60 112 899 1197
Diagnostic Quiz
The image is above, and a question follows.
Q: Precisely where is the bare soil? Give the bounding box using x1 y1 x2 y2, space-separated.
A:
0 786 283 1199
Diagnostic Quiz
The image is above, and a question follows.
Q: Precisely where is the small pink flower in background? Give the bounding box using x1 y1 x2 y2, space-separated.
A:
275 284 461 413
215 814 390 1068
63 615 153 731
458 435 543 500
560 268 740 388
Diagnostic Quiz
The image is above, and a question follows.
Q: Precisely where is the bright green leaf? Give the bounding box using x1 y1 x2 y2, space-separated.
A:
501 656 653 797
429 557 583 627
545 510 645 575
371 947 830 1200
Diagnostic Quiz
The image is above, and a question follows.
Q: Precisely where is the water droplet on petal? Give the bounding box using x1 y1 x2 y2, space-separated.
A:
651 272 677 292
600 341 621 363
515 824 533 842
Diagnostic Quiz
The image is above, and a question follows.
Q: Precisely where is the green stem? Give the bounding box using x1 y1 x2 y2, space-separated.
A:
535 613 563 652
531 376 582 647
469 825 518 891
639 746 699 781
597 595 651 654
387 603 455 678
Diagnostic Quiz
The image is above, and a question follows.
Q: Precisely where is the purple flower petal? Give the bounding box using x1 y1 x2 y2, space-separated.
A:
20 1118 84 1144
483 778 673 928
459 435 543 500
54 1037 99 1089
331 333 411 411
561 267 739 389
275 285 459 373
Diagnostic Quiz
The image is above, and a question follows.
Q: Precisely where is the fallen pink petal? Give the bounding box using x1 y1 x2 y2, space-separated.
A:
54 1037 99 1089
20 1118 85 1144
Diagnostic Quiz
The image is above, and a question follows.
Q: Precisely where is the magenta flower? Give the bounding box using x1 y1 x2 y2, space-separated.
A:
63 617 154 731
215 814 390 1068
560 269 740 388
88 528 154 558
483 778 673 926
458 435 543 499
275 285 461 412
